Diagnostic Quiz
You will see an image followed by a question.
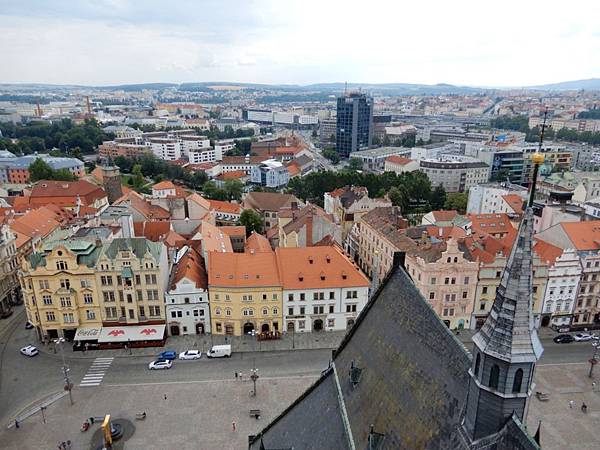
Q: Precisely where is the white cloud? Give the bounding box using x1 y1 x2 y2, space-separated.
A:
0 0 598 86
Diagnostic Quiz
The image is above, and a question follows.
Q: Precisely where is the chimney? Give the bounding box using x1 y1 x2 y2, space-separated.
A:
397 217 408 229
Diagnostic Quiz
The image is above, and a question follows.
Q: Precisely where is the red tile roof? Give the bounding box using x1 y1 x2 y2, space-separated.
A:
275 246 369 289
216 170 247 181
134 221 172 241
385 156 414 166
533 239 564 265
170 247 208 290
208 251 280 287
153 180 178 190
245 232 273 253
469 213 515 236
501 195 524 214
208 199 241 215
560 221 600 251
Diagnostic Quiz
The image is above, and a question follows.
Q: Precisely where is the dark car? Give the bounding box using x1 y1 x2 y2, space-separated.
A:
0 309 14 319
553 334 574 344
25 322 34 329
157 350 177 360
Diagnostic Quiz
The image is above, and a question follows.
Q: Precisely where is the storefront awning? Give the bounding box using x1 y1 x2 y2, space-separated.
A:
74 327 102 341
98 325 166 343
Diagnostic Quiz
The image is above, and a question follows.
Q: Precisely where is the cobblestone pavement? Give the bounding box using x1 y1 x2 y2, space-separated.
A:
1 363 599 450
0 375 317 450
527 363 600 450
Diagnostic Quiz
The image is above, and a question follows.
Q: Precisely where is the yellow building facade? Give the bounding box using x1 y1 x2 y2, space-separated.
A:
208 251 283 336
21 240 103 340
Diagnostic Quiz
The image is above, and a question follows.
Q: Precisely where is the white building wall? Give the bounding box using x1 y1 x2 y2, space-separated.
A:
165 279 211 335
541 249 582 328
282 286 369 332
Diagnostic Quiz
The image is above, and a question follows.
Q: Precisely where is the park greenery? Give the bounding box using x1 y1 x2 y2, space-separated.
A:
491 114 600 145
287 170 437 214
29 158 77 182
114 155 208 193
0 118 111 155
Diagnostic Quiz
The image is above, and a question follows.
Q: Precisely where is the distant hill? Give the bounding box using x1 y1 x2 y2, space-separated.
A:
304 82 482 95
528 78 600 91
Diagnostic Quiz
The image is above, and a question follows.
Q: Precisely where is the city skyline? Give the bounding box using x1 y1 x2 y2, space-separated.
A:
0 0 598 87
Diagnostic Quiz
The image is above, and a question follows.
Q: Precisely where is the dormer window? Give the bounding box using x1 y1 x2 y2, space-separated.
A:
326 255 331 263
298 272 304 282
56 261 67 271
308 257 313 264
320 272 326 281
341 271 348 280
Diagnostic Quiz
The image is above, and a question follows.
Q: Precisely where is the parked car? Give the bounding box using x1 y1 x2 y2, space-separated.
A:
148 359 172 370
0 310 13 319
206 344 232 358
25 322 34 330
157 350 177 360
20 345 39 357
179 350 201 360
574 333 593 342
553 334 574 344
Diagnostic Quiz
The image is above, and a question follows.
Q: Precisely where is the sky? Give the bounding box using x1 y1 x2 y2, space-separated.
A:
0 0 599 87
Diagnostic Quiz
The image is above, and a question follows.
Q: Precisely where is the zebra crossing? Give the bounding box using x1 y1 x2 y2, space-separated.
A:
79 357 114 387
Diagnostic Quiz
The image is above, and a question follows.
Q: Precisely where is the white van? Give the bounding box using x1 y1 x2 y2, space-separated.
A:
207 344 232 358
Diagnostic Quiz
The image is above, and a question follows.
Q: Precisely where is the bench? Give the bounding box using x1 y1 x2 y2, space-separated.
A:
535 391 550 401
249 409 261 419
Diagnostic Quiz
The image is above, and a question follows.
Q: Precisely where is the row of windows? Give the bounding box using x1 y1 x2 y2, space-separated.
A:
170 309 205 318
104 305 161 319
213 293 278 301
44 311 94 322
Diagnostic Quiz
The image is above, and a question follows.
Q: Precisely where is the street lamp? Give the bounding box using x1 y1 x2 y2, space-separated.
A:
54 337 73 405
250 360 259 397
589 340 600 378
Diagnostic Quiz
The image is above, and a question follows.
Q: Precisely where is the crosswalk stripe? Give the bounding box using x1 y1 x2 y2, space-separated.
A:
80 357 114 388
94 358 114 361
80 383 101 387
83 375 104 379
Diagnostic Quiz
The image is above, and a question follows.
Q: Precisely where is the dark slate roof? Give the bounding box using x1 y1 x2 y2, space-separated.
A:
101 237 162 261
472 208 543 364
250 264 540 450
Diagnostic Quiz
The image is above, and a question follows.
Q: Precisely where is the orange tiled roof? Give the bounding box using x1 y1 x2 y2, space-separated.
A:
10 206 63 246
115 191 170 220
201 221 233 253
134 221 172 241
216 170 247 181
208 251 279 287
163 230 185 248
219 225 246 237
245 232 273 253
153 180 178 190
29 180 106 206
275 246 369 289
286 162 301 177
533 239 564 265
469 213 515 236
560 221 600 251
170 247 208 290
501 194 524 214
208 199 241 215
385 156 414 165
425 225 466 240
431 210 458 223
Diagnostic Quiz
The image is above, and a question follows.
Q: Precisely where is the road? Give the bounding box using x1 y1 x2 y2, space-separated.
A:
1 311 598 424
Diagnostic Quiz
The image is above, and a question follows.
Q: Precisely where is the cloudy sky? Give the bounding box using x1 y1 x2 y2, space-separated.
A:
0 0 598 87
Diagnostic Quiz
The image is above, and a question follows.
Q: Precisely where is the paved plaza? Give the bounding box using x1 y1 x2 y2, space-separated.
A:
0 362 598 449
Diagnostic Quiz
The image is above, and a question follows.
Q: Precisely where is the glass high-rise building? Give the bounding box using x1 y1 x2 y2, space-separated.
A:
336 92 373 157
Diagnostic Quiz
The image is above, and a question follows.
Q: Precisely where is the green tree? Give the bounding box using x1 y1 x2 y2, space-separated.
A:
444 192 468 214
347 158 363 171
202 180 228 201
388 186 408 210
132 164 145 190
223 179 244 201
383 135 391 146
430 184 447 210
322 148 340 164
29 158 55 181
238 209 263 236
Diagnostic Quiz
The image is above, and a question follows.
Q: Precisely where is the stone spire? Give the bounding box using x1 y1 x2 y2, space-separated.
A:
471 206 543 363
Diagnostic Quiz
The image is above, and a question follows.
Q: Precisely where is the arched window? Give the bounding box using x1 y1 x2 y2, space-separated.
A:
215 307 221 315
489 364 500 389
262 308 268 315
474 353 481 377
512 368 523 393
225 308 232 316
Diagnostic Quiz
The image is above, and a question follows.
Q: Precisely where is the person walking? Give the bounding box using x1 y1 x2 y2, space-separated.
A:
14 419 19 429
569 400 574 409
581 402 588 413
232 421 236 432
235 372 238 379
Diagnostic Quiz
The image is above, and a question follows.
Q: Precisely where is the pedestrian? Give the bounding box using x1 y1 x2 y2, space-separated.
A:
14 419 19 429
582 402 588 413
239 372 243 381
569 400 574 409
164 394 167 400
235 371 238 379
232 420 236 432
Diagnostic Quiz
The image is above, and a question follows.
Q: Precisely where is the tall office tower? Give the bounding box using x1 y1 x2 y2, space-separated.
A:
336 92 373 158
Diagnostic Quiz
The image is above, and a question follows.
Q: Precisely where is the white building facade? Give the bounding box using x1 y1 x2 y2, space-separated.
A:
540 249 582 329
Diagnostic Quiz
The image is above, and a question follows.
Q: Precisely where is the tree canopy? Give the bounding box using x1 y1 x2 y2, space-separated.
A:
322 148 340 164
238 209 263 236
444 192 468 214
29 158 77 182
287 170 434 214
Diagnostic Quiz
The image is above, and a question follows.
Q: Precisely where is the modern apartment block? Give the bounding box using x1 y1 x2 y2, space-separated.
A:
419 155 489 193
336 92 373 157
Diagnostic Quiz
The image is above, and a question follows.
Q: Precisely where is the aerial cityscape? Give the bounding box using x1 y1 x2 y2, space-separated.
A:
1 1 600 449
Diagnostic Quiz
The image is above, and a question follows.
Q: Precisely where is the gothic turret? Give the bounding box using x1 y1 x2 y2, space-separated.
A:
463 153 545 442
